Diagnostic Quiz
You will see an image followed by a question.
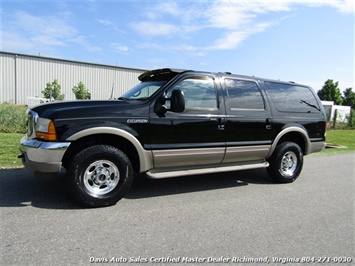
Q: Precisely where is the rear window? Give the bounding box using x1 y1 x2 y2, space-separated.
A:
264 82 320 113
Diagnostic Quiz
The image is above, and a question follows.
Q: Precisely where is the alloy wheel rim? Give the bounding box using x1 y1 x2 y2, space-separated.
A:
280 151 298 177
83 160 120 196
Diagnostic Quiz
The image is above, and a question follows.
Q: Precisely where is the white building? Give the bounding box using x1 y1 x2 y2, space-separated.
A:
1 51 146 105
321 101 352 122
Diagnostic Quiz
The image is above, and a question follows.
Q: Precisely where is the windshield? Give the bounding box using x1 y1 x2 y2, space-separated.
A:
121 81 167 100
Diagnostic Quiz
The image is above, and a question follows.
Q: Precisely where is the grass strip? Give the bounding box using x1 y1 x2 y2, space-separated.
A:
0 133 24 168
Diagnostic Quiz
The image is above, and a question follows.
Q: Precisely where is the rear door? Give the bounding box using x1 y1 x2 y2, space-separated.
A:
222 77 274 163
148 74 226 168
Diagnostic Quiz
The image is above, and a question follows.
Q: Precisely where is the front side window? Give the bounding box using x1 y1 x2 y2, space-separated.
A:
225 79 265 110
167 76 218 110
121 81 167 100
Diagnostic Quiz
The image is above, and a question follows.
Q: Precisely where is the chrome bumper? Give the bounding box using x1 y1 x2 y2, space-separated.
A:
19 136 70 175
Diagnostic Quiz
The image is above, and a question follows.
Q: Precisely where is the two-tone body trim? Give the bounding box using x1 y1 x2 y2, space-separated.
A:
224 145 271 163
152 147 225 168
152 143 272 169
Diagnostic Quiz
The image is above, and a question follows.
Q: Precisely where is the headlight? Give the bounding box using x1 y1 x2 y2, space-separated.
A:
36 117 57 141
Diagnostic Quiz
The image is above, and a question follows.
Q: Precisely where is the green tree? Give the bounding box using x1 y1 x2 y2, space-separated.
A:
72 82 91 100
42 79 65 101
342 88 355 109
317 79 343 105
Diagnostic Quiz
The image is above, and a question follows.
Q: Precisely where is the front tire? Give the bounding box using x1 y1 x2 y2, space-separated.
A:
67 145 133 207
267 142 303 183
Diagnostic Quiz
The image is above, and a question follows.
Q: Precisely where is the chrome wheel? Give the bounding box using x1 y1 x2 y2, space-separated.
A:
68 145 133 207
267 142 303 183
83 160 120 196
280 151 298 177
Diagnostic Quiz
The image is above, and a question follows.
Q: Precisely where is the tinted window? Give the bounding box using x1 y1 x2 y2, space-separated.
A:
225 79 264 110
122 81 166 100
167 76 217 110
264 82 320 113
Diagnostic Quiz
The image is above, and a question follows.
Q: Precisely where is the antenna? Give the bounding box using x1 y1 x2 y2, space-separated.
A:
109 60 119 100
110 82 114 100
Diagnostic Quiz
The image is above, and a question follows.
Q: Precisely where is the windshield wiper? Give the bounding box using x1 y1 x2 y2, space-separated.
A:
300 100 320 111
117 97 129 101
118 96 149 102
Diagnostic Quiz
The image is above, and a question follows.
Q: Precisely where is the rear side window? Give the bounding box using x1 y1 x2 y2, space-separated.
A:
264 82 320 113
225 79 265 110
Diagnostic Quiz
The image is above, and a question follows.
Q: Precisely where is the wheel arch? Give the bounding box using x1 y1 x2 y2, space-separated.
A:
62 127 153 173
267 126 311 158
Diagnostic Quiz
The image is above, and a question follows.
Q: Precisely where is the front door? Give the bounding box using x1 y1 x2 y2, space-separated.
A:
148 74 226 168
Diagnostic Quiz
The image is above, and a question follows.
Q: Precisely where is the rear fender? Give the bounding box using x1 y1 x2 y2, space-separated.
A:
267 126 310 158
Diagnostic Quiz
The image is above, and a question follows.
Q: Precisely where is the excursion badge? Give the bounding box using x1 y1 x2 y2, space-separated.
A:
127 119 148 124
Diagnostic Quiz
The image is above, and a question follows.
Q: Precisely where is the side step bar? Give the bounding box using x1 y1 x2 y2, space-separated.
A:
146 161 269 179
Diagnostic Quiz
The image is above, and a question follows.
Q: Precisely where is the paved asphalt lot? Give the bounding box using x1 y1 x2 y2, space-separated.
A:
0 153 354 265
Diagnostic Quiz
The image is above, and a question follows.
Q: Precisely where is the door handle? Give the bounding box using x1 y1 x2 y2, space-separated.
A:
218 117 226 131
266 118 272 130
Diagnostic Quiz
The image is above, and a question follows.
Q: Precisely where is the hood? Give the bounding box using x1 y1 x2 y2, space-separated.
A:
31 100 134 120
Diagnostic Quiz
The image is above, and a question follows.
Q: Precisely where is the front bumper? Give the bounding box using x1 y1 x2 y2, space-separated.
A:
19 136 70 175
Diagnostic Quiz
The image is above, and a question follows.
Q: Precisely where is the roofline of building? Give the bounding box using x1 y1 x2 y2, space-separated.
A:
1 51 309 87
0 50 147 72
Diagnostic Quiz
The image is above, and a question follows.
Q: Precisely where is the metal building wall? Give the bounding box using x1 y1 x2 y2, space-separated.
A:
1 53 16 103
0 52 145 105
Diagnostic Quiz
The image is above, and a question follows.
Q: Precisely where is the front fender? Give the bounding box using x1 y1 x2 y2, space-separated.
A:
66 127 153 172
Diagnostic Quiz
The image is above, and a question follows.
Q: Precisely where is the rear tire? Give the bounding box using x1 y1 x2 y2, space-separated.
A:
267 142 303 183
67 145 133 207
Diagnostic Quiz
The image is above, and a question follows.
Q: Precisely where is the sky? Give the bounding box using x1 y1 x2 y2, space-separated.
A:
1 0 354 92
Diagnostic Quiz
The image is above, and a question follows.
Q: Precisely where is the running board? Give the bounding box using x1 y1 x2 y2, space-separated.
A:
146 161 269 179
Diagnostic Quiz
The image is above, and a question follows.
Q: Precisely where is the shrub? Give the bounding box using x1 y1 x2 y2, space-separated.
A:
349 109 355 129
42 79 65 101
72 81 91 100
0 103 27 133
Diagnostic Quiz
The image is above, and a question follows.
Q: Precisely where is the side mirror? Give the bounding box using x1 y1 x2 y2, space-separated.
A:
170 90 185 113
154 90 185 117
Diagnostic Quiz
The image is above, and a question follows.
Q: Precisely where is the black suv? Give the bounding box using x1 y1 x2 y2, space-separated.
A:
19 68 327 207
